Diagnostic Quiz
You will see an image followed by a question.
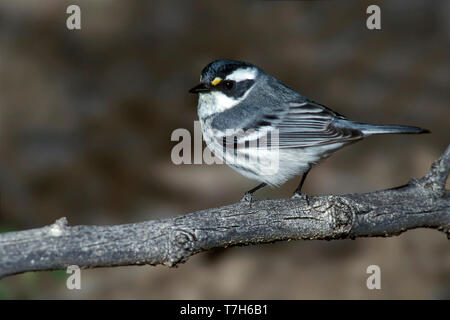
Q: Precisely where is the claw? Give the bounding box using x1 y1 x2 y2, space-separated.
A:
291 192 309 205
291 192 305 199
241 192 253 203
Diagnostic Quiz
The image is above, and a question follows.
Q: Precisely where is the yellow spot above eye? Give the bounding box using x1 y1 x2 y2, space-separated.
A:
211 77 222 86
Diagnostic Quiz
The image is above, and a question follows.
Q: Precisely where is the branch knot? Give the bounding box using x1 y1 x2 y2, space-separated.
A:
165 228 197 267
327 196 355 236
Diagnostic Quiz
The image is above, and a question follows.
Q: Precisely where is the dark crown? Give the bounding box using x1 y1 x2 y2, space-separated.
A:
200 59 256 82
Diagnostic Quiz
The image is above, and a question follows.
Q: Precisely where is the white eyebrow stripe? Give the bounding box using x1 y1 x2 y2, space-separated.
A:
225 68 257 81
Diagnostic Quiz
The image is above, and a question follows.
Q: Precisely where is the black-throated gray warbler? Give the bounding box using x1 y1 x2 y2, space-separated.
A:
189 59 429 198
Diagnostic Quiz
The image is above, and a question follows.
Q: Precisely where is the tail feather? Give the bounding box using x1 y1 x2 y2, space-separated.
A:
334 119 430 136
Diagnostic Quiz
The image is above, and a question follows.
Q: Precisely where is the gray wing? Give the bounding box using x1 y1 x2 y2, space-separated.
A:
266 100 364 148
209 98 363 149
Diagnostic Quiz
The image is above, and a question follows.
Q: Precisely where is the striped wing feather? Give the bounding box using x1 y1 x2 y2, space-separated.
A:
273 101 363 148
210 100 363 151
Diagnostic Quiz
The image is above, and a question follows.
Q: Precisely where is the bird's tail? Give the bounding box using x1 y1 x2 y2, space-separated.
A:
334 119 430 136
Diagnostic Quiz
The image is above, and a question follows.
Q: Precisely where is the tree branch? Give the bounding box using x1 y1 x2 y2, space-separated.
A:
1 145 449 279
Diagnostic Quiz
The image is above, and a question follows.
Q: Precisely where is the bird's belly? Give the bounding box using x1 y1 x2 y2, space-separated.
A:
230 149 314 186
199 118 345 186
201 140 312 186
225 143 346 186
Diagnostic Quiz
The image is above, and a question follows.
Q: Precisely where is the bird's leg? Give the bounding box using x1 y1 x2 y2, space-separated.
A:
241 182 267 202
292 170 310 198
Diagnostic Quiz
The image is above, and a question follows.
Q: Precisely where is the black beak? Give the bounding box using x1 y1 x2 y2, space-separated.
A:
189 83 211 94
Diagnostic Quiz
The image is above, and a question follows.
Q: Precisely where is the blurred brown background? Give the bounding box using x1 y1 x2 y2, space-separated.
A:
0 0 449 299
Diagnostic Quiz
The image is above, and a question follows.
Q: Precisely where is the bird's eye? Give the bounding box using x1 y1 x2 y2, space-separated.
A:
224 80 234 90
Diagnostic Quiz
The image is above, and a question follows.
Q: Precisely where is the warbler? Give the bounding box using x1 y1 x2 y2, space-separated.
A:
189 59 429 198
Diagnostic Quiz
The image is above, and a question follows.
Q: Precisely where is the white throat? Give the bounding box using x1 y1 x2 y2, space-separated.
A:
197 85 254 119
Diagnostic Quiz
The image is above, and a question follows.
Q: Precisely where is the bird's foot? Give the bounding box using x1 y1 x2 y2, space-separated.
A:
240 192 253 204
291 192 309 205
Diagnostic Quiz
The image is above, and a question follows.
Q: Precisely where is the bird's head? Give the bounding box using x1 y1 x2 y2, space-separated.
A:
189 60 263 114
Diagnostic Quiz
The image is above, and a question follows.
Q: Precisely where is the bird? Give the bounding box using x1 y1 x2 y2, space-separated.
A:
189 59 429 199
